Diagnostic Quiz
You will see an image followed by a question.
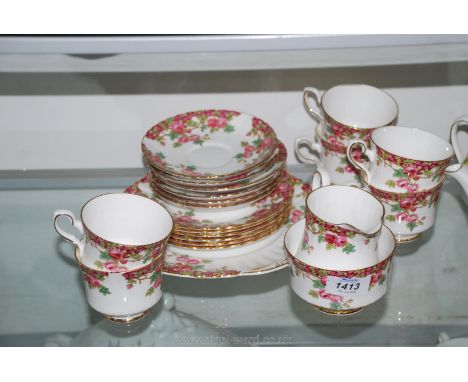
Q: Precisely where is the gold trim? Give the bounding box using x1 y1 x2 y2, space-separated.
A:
141 111 279 180
151 172 282 202
169 216 288 249
153 175 284 208
171 211 291 242
173 208 291 237
105 309 150 323
314 305 364 316
395 233 422 244
147 141 287 188
370 126 455 164
305 184 386 238
319 84 399 130
283 220 397 272
79 193 174 248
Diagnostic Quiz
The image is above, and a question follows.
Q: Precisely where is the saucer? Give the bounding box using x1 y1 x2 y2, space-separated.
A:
142 110 277 178
125 171 294 231
124 175 310 278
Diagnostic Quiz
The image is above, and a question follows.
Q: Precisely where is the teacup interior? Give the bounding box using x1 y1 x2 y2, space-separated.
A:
372 126 454 161
82 193 173 245
322 84 398 128
307 185 383 234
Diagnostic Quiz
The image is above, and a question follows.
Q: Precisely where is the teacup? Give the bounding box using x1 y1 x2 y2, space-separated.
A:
363 177 444 243
54 193 173 271
300 169 385 270
286 219 396 315
75 247 164 322
303 84 398 145
347 126 454 192
295 123 364 186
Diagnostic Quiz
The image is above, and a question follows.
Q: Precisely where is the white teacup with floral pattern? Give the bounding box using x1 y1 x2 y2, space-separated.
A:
363 178 444 243
286 219 396 315
75 247 164 322
295 123 364 186
303 84 398 145
54 193 173 271
300 169 385 270
347 126 455 192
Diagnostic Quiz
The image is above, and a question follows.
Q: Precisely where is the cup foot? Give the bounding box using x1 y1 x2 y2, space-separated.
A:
314 305 363 316
105 309 150 324
395 233 422 244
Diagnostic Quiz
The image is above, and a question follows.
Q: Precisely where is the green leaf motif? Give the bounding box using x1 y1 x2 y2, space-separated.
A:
252 137 262 146
94 260 104 270
391 204 403 212
379 274 387 286
99 286 111 296
235 153 243 160
224 125 235 133
386 215 396 222
385 180 396 188
156 152 165 159
406 222 417 231
330 302 342 311
342 243 356 254
150 271 160 283
312 279 325 289
335 167 345 174
145 287 155 297
172 142 182 148
317 235 324 243
393 168 407 179
168 130 178 140
325 243 335 251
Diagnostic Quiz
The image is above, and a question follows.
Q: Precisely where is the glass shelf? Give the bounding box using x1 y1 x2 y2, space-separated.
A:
0 166 466 346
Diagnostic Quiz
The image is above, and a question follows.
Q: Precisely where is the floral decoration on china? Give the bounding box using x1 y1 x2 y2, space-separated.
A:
376 146 451 190
369 183 442 232
164 254 240 278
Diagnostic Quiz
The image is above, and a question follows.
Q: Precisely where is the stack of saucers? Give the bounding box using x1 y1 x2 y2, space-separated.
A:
141 109 294 250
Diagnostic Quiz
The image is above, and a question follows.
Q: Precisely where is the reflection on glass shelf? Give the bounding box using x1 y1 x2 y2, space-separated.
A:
0 168 467 346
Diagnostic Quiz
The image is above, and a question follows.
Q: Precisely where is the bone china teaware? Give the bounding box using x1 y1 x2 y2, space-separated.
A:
299 170 385 270
74 247 164 322
445 116 468 201
347 126 455 192
295 122 364 186
54 193 173 270
303 84 398 145
286 219 396 315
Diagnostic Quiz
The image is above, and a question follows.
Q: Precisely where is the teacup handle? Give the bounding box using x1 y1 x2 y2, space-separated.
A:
311 166 331 191
446 117 468 173
295 136 322 164
303 87 324 124
53 209 85 253
347 139 375 183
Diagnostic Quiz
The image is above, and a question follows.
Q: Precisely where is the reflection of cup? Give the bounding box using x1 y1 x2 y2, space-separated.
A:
285 219 396 315
445 117 468 202
303 84 398 145
363 178 444 243
295 124 364 186
299 168 385 270
75 247 164 322
53 193 173 271
347 126 455 192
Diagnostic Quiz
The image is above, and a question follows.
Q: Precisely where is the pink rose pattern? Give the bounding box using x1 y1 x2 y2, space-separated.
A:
323 118 376 143
369 183 442 231
87 228 168 271
143 110 277 176
319 136 365 184
122 257 164 296
305 210 358 254
163 255 239 278
289 251 393 311
79 256 164 297
376 146 451 191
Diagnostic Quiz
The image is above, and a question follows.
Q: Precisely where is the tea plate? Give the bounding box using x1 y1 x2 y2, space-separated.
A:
125 170 294 230
124 174 310 278
142 109 277 178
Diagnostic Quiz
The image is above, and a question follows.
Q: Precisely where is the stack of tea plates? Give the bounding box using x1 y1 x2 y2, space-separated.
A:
126 110 310 278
